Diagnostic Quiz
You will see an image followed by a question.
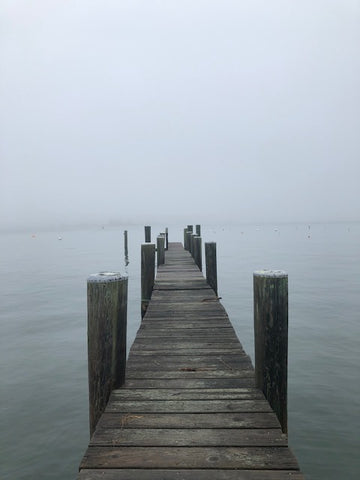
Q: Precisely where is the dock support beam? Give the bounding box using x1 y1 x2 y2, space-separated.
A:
141 243 155 318
87 272 128 437
205 242 218 295
253 270 288 433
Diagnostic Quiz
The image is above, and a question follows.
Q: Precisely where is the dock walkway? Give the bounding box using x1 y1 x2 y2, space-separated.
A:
78 242 304 479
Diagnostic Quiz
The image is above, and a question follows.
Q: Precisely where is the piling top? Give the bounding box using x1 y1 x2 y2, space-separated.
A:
254 269 287 278
88 272 127 283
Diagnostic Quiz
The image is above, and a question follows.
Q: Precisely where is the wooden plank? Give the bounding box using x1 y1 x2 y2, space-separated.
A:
140 319 233 326
138 320 233 327
123 378 256 388
128 349 246 356
130 343 243 351
105 399 272 413
80 446 300 470
126 363 253 373
131 339 241 346
125 369 254 379
126 355 252 370
97 412 281 429
78 470 305 480
136 328 236 336
90 428 287 447
110 388 263 400
134 331 238 339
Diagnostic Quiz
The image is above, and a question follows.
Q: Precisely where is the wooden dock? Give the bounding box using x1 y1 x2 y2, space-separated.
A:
78 242 304 479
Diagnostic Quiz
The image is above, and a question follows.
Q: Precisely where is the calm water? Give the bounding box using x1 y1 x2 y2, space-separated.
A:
1 223 359 479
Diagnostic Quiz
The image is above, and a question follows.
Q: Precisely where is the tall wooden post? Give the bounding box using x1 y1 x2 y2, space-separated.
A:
205 242 218 295
124 230 128 262
141 243 155 318
144 226 151 243
165 227 169 250
185 230 191 251
184 228 188 250
157 235 165 266
196 224 201 236
253 270 288 433
189 233 196 257
193 236 202 271
87 272 128 437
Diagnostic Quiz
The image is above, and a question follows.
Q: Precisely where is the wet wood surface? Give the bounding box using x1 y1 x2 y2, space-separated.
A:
78 242 304 479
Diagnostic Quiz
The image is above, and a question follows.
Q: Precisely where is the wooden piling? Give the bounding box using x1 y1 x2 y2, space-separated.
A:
189 233 196 257
144 226 151 243
165 227 169 250
157 235 165 266
141 243 155 318
183 228 188 250
124 230 128 262
253 270 288 433
205 242 218 295
87 272 128 437
193 235 202 271
185 230 191 251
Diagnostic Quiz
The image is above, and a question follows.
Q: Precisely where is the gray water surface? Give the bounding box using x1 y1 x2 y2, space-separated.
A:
1 223 359 479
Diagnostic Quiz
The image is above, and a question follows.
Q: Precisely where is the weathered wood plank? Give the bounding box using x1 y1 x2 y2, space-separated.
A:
110 388 263 400
137 328 235 334
90 428 287 447
80 446 300 470
105 399 272 413
126 355 252 370
123 378 256 388
140 318 233 326
125 369 254 379
97 412 281 429
130 343 244 352
128 348 246 356
78 470 305 480
126 362 253 373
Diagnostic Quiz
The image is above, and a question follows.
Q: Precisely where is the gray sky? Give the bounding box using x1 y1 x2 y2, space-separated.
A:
1 0 359 230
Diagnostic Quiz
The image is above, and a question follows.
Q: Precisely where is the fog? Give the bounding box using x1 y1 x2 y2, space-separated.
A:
1 0 359 231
